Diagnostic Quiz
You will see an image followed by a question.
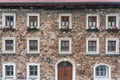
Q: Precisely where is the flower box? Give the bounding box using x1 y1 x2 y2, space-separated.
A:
2 26 16 32
106 27 119 32
59 27 72 32
86 27 99 32
27 26 40 32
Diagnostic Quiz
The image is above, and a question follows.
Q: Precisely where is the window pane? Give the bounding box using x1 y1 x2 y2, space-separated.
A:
5 40 13 51
29 40 38 51
5 66 13 76
108 16 116 27
88 16 97 28
61 41 69 51
96 65 108 77
29 16 38 27
29 66 37 76
61 16 69 28
5 16 14 26
88 41 96 51
108 41 116 51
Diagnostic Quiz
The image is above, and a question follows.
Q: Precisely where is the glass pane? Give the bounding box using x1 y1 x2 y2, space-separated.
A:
29 66 37 76
5 40 13 51
61 16 69 28
5 16 14 26
5 66 13 76
108 41 116 51
88 16 97 27
96 65 108 77
29 40 38 51
88 41 96 51
29 16 38 27
61 41 69 51
108 16 116 27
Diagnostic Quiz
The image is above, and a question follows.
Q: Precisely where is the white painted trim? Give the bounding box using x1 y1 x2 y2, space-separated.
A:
106 38 119 54
27 37 40 54
58 38 72 54
27 63 40 80
55 59 76 80
59 13 72 29
2 37 16 53
86 14 99 29
2 13 16 28
27 13 40 29
106 14 119 29
94 63 111 80
2 62 16 79
86 38 99 54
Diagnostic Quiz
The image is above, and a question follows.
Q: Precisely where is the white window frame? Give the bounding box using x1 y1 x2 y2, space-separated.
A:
106 14 119 29
94 63 111 80
2 13 16 29
59 13 72 29
59 38 72 54
86 14 99 29
27 63 40 80
86 38 99 55
2 63 16 79
106 38 119 54
2 37 16 54
27 37 40 54
27 13 40 29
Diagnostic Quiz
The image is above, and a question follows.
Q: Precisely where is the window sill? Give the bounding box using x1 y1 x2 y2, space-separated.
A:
26 53 40 56
28 77 39 80
86 53 99 56
2 77 15 79
59 53 72 56
59 52 72 56
2 53 16 56
106 54 120 57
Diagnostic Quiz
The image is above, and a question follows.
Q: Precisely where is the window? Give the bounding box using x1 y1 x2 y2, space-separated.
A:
96 65 108 77
5 65 13 76
86 38 99 55
94 64 111 80
5 40 13 51
27 13 40 28
3 63 16 79
27 37 40 54
2 37 16 54
61 41 69 51
59 38 72 54
108 41 116 51
61 16 69 28
86 14 99 29
27 63 40 80
59 13 72 29
29 66 37 76
2 13 16 28
88 41 96 51
106 38 119 54
106 14 119 29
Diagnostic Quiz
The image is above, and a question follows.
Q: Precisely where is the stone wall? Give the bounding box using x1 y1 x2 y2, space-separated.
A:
0 8 120 80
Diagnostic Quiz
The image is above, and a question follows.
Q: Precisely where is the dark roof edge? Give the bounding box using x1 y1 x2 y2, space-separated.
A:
0 2 120 4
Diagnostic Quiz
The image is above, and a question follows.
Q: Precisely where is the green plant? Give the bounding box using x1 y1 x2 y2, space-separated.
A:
27 26 40 32
86 27 99 32
2 26 16 32
106 27 119 32
59 27 72 32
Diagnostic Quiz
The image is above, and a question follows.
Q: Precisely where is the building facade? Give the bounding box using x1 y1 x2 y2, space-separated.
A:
0 0 120 80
